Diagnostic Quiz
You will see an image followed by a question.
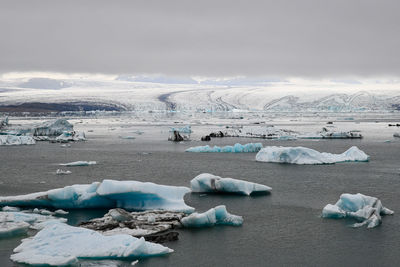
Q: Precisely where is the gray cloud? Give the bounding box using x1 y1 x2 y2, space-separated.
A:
1 0 399 77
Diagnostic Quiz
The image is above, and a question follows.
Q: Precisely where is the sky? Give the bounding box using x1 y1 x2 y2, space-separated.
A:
1 0 400 78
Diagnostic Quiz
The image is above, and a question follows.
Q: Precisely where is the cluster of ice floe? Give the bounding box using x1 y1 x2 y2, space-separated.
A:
256 146 369 165
186 143 262 153
190 173 271 195
0 135 35 146
322 193 394 228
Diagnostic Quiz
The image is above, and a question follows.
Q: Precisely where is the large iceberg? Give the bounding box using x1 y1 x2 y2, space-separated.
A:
186 143 263 153
190 173 271 195
33 119 74 136
255 146 369 164
0 180 194 212
0 135 35 146
181 205 243 227
322 193 394 228
10 222 173 266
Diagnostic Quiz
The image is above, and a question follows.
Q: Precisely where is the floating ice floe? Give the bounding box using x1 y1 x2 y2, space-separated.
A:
56 169 72 175
80 208 184 242
255 146 369 164
59 161 97 166
224 125 297 140
322 193 394 228
298 127 362 139
0 211 67 238
55 131 86 142
0 135 35 146
190 173 271 195
181 205 243 227
186 143 263 153
0 179 194 212
10 222 173 266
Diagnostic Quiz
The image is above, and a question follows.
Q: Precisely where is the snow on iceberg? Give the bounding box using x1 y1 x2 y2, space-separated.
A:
0 180 194 212
322 193 393 228
181 205 243 227
59 161 97 166
255 146 369 164
10 222 173 266
186 143 263 153
0 135 35 146
190 173 271 195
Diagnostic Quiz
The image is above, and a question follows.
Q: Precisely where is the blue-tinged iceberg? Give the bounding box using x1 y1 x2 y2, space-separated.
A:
190 173 271 195
181 205 243 227
322 193 393 228
10 222 173 266
255 146 369 164
0 180 194 213
0 135 35 146
186 143 263 153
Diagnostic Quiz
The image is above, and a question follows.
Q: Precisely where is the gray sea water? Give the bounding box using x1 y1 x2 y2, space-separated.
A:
1 121 400 266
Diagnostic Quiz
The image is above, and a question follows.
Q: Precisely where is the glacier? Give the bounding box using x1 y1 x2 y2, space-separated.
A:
190 173 271 195
0 135 35 146
0 179 194 212
10 222 173 266
255 146 369 164
322 193 394 228
181 205 243 227
186 143 263 153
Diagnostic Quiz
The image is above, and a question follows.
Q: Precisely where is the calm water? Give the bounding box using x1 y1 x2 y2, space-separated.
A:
1 121 400 266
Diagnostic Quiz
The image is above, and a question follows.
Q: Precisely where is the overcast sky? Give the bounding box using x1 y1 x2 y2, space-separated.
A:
1 0 399 78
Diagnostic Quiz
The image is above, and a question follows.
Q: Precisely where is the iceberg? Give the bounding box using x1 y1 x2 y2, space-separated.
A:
33 119 74 136
186 143 263 153
322 193 394 228
59 161 97 166
0 211 67 238
181 205 243 227
0 180 194 212
10 222 173 266
55 131 86 142
190 173 271 195
169 125 192 134
0 135 35 146
255 146 369 164
80 208 185 242
56 169 72 175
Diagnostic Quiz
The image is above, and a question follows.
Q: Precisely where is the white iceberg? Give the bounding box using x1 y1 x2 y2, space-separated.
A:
0 135 35 146
0 179 194 212
255 146 369 164
59 161 97 166
0 211 67 238
322 193 394 228
190 173 271 195
186 143 263 153
10 222 173 266
181 205 243 227
56 169 72 175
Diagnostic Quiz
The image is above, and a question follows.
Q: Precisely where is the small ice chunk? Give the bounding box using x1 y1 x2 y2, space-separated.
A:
59 161 97 167
54 209 69 215
10 222 173 266
2 206 20 212
256 146 369 164
181 205 243 227
56 169 72 175
322 193 393 228
190 173 271 195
